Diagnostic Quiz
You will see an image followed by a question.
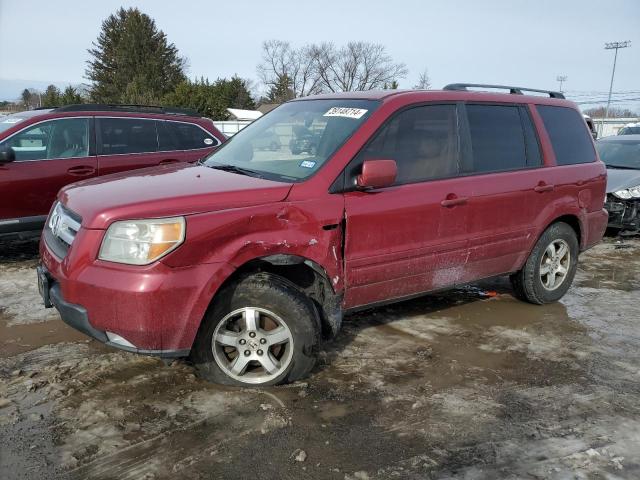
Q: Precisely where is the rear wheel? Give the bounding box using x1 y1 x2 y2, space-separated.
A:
191 273 320 386
510 222 579 304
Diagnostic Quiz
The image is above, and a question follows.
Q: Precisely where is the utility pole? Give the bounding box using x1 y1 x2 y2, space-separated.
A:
601 41 631 135
556 75 567 92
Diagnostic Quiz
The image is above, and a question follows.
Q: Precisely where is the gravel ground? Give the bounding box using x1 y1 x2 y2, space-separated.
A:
0 236 639 479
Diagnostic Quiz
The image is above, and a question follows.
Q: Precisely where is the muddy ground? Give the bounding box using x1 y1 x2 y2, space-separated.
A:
1 237 639 480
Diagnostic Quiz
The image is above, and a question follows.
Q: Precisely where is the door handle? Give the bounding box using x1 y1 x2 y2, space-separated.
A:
534 183 555 193
159 159 179 165
67 165 96 176
440 195 468 208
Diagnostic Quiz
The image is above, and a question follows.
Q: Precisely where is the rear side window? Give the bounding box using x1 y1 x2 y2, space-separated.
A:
160 121 216 151
465 104 527 173
537 105 596 165
98 118 159 155
355 104 460 185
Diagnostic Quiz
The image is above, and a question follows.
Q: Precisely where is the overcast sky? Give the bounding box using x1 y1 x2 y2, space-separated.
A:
0 0 638 109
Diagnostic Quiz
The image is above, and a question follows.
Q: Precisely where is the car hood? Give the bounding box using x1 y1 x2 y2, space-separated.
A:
606 167 640 193
59 163 293 229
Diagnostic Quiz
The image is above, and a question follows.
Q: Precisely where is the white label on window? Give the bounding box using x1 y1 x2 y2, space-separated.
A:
204 138 214 145
300 160 316 168
323 107 368 119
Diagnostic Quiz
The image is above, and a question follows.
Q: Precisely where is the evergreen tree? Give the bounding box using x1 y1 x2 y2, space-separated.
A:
60 86 85 105
266 74 295 103
41 85 62 107
21 89 33 107
163 76 256 120
86 7 186 103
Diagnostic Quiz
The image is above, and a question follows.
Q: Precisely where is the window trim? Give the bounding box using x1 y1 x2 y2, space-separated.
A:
331 101 463 193
0 116 95 163
95 116 221 157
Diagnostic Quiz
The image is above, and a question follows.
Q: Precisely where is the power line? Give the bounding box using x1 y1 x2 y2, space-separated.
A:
600 41 632 134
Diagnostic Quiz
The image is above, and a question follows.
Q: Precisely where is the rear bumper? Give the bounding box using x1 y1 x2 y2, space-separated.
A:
582 208 609 250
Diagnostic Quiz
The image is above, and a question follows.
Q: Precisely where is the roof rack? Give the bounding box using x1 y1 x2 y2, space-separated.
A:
53 104 201 116
443 83 565 99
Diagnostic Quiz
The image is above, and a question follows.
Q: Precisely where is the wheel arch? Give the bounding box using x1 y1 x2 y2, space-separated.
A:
206 254 343 340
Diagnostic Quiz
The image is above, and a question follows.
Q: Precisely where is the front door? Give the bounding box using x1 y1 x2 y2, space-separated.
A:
0 117 96 228
343 103 471 308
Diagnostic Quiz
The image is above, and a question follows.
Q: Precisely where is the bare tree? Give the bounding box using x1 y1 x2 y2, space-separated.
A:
257 40 407 98
257 40 323 99
314 41 407 92
413 69 431 90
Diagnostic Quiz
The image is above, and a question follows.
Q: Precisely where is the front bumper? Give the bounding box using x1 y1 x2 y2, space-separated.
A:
40 227 234 356
605 195 639 233
40 264 189 357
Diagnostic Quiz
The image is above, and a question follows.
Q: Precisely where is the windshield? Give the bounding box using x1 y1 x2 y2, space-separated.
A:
596 140 640 169
203 99 378 182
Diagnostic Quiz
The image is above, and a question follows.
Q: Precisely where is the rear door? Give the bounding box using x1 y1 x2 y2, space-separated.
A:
0 117 96 226
158 120 221 163
343 103 472 308
456 103 546 282
96 117 167 175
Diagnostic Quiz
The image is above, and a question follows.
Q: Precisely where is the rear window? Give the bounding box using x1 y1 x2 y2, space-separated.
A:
466 105 528 173
98 118 159 155
537 105 596 165
160 121 217 151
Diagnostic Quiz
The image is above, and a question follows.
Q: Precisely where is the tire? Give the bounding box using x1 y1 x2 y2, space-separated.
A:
191 273 320 386
510 222 579 305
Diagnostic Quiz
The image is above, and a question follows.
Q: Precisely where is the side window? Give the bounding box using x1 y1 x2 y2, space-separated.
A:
160 121 216 151
537 105 596 165
356 104 459 185
98 118 158 155
0 118 89 161
466 104 527 173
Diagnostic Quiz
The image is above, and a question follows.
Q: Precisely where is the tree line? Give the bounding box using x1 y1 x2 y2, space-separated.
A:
12 7 425 119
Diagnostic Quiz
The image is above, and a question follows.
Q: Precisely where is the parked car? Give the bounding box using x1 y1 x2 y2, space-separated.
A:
289 125 321 155
597 134 640 234
0 104 224 238
38 84 607 387
618 122 640 135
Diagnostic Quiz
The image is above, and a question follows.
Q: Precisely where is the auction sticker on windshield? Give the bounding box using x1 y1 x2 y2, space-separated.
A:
323 107 368 119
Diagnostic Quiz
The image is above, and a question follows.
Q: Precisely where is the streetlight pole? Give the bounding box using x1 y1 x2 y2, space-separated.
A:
556 75 567 92
601 41 631 136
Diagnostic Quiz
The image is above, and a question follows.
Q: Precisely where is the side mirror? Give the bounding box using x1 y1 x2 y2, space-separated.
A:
356 159 397 190
0 146 16 164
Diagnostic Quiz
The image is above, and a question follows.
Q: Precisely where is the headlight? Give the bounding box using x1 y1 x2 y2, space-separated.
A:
99 217 185 265
613 189 633 199
629 186 640 198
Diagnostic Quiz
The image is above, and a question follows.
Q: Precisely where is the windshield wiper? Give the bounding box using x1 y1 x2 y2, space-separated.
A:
208 164 264 178
606 164 639 170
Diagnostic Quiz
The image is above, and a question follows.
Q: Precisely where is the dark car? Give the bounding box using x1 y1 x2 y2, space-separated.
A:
0 104 225 238
289 125 320 155
618 123 640 135
39 84 607 387
596 134 640 234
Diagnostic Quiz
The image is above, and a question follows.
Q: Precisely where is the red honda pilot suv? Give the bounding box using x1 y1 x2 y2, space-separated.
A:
38 85 608 386
0 104 224 238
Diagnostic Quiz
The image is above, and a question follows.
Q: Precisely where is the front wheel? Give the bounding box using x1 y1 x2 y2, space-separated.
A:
191 273 320 386
510 222 579 304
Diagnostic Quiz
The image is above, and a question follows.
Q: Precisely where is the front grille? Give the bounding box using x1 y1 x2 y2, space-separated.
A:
44 202 82 258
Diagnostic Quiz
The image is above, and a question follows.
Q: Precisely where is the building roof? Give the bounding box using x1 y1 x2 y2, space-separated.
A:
226 108 263 121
